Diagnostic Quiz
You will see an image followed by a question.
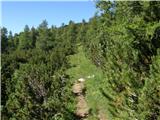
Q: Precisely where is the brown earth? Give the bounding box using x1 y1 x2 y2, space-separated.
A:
98 110 108 120
72 79 108 120
76 95 89 118
72 80 89 119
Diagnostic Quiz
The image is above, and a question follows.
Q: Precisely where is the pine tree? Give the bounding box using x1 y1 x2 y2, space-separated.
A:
13 33 20 50
8 31 15 50
30 27 37 48
36 20 54 51
1 27 8 52
19 25 32 50
65 20 77 54
76 19 87 43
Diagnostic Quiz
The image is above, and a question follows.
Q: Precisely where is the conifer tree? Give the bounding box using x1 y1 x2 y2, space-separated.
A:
8 31 15 50
36 20 54 51
1 27 8 52
19 25 32 50
76 19 87 43
65 20 77 54
30 27 37 48
13 33 20 50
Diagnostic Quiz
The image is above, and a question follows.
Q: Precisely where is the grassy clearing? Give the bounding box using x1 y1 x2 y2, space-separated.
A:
66 45 111 120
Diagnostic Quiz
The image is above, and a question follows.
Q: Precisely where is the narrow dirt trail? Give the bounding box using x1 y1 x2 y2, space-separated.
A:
67 46 109 120
72 78 89 119
97 109 108 120
72 78 108 120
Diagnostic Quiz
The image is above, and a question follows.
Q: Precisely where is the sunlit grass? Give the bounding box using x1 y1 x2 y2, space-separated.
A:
66 45 111 119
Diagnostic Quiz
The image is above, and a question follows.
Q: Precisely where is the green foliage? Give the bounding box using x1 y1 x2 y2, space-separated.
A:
6 62 72 119
65 21 77 54
8 31 15 51
30 27 37 48
18 25 33 50
1 27 8 52
1 20 78 119
76 19 87 43
138 49 160 120
1 1 160 119
82 1 160 119
36 20 55 51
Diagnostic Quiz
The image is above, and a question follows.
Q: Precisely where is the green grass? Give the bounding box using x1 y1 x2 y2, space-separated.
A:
66 45 111 120
66 46 99 81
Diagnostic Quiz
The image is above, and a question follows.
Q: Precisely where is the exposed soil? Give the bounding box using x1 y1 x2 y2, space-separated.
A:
97 110 108 120
72 79 89 119
72 78 108 120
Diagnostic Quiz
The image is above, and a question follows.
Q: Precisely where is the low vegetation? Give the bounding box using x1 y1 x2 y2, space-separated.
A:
1 1 160 120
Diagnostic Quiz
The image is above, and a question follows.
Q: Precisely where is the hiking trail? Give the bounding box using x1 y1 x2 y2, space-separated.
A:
66 45 109 120
72 78 89 119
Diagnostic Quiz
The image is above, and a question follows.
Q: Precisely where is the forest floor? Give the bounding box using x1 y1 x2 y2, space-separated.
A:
66 45 109 120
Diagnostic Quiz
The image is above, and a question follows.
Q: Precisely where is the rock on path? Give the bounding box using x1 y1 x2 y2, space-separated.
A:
72 82 84 95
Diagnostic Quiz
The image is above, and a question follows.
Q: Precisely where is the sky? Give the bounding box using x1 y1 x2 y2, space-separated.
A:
1 1 97 34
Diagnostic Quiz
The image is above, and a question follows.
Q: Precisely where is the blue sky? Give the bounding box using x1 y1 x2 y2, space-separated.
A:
2 1 97 34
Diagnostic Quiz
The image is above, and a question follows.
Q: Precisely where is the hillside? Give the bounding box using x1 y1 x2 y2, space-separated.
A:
1 1 160 120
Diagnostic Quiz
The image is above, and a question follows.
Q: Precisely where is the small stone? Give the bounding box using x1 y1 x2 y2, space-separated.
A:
78 78 85 82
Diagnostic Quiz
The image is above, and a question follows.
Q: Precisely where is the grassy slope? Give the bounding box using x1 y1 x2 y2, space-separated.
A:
66 45 110 120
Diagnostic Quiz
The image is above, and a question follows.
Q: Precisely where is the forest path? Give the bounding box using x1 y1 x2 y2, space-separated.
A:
72 78 89 118
66 45 108 120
